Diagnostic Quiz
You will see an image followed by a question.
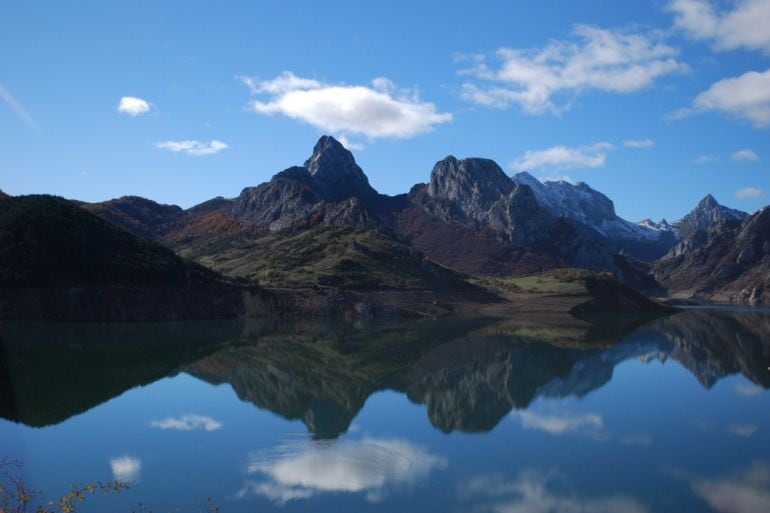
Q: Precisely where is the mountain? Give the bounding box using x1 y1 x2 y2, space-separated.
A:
67 134 763 306
0 190 9 200
670 193 747 240
0 195 403 321
655 206 770 304
230 136 383 231
81 195 185 239
512 172 677 260
404 156 633 278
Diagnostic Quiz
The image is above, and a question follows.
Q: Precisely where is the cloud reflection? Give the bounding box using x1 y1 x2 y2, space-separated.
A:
149 414 222 431
512 410 604 436
110 455 141 482
694 462 770 513
729 424 759 438
459 471 650 513
237 437 446 504
734 383 763 397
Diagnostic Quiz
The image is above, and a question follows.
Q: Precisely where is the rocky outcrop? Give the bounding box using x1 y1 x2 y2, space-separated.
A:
410 157 627 277
672 194 747 240
654 207 770 304
231 137 382 231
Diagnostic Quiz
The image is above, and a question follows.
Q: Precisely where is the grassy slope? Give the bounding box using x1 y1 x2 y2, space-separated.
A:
172 224 474 291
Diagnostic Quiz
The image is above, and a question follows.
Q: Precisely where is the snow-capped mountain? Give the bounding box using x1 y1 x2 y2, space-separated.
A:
512 172 676 260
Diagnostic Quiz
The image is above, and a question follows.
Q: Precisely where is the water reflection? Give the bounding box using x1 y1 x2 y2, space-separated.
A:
459 471 650 513
149 414 223 431
1 309 769 440
238 437 446 504
109 455 141 482
692 462 770 513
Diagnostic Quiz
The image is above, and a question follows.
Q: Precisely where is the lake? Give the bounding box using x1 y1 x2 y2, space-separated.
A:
2 309 770 512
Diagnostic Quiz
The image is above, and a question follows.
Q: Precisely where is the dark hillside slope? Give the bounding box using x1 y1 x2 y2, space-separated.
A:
0 195 221 287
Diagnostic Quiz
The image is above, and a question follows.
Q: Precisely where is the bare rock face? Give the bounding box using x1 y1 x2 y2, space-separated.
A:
231 137 382 231
304 135 378 204
672 194 747 240
655 207 770 304
413 155 627 276
426 156 515 219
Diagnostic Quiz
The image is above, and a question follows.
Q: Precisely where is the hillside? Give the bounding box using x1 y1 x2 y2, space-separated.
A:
0 195 222 288
172 224 478 291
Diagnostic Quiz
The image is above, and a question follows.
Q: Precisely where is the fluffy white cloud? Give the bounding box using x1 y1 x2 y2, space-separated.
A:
149 414 222 431
732 149 760 162
117 96 151 116
669 0 770 53
459 25 686 114
237 437 446 504
512 410 604 435
459 471 650 513
110 455 141 482
736 187 763 199
155 139 228 156
691 68 770 127
241 71 452 140
693 461 770 513
511 142 613 171
623 139 655 148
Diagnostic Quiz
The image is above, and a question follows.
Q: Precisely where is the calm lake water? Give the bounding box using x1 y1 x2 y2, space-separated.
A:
2 309 770 513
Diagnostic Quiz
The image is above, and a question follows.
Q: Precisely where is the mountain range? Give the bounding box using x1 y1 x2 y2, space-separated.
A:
1 135 767 312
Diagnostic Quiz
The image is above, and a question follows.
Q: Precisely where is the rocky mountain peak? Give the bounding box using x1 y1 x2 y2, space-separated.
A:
427 156 514 209
302 135 377 203
674 194 747 240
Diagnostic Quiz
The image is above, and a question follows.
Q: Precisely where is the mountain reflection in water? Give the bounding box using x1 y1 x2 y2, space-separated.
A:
1 309 768 439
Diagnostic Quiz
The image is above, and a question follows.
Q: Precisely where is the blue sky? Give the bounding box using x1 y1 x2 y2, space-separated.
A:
2 0 769 222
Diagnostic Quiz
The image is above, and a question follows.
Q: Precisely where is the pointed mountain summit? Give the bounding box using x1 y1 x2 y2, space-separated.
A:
673 194 747 240
231 135 381 231
304 135 378 203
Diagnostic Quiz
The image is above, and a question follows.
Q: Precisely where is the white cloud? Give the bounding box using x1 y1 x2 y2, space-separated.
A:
117 96 151 116
237 437 446 504
459 25 686 114
736 187 763 199
693 154 720 164
155 139 228 156
511 410 604 435
732 149 760 162
241 71 452 140
734 382 763 396
669 0 770 53
336 134 364 151
693 461 770 513
459 471 650 513
110 455 141 482
690 68 770 127
511 142 613 171
623 139 655 148
149 414 222 431
729 423 759 438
